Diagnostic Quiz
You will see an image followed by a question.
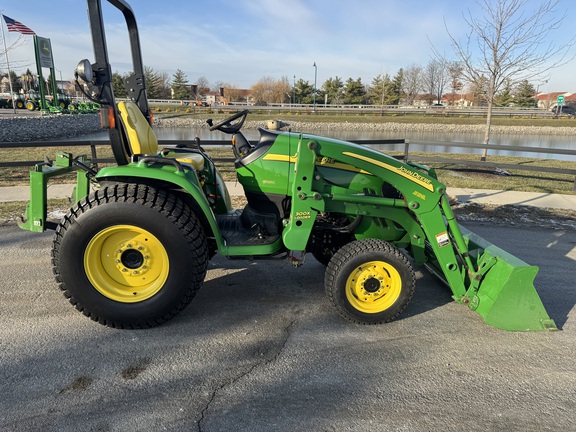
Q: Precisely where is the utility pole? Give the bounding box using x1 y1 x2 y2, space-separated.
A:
0 15 17 113
293 74 295 105
313 62 317 112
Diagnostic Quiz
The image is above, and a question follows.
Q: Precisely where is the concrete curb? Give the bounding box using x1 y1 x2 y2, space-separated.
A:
1 183 574 211
445 188 576 211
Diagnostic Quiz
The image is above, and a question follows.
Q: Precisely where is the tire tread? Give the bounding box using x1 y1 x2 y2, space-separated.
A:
52 184 208 329
325 238 415 325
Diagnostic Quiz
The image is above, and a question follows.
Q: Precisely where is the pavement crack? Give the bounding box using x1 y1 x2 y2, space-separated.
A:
196 319 296 432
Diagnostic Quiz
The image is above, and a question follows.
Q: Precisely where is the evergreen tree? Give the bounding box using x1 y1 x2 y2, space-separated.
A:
145 66 163 99
370 71 402 105
112 72 128 98
514 79 536 107
494 80 513 107
389 68 404 105
5 70 22 93
370 73 391 105
172 69 190 100
294 79 314 104
322 76 344 104
343 77 367 104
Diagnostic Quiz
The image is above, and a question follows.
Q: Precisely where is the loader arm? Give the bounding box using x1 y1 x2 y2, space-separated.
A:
283 135 556 331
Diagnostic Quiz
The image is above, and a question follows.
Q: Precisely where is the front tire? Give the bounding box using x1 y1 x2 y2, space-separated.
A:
325 239 415 324
52 184 208 328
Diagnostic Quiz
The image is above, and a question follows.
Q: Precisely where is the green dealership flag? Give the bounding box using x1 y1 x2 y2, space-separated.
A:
36 36 53 68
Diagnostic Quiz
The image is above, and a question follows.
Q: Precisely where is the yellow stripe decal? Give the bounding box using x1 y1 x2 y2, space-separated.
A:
342 152 434 191
263 153 371 175
263 154 296 163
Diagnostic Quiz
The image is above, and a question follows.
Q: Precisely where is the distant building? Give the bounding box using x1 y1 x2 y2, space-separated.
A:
535 92 573 109
0 76 10 93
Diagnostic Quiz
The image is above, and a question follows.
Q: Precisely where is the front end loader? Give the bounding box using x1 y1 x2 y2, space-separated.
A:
19 0 556 331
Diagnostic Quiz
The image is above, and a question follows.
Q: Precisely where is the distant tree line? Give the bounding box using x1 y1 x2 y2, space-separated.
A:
106 60 548 109
0 62 561 111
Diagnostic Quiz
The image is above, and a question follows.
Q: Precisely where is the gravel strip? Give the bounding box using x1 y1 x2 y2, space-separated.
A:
154 116 576 136
0 114 101 142
1 112 575 143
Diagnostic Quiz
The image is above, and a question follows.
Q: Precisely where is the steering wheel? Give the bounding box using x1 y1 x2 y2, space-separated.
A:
207 109 249 134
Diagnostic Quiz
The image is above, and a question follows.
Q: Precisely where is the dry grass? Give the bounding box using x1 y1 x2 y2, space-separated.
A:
2 145 574 194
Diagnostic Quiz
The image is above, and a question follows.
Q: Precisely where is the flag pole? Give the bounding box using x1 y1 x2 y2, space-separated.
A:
0 13 17 113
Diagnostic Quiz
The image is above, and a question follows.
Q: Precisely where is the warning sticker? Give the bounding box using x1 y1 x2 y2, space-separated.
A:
436 232 450 247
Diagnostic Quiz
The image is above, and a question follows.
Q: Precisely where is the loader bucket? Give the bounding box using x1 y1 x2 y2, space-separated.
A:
460 226 557 331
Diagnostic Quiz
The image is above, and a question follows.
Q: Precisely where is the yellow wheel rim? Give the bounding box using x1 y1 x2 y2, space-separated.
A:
84 225 169 303
345 260 402 314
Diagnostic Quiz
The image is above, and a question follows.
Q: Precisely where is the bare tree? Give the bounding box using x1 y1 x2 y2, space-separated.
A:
273 76 291 104
442 0 574 160
402 64 423 106
423 60 448 105
195 76 210 95
468 75 490 106
0 35 29 71
447 61 464 106
219 83 241 103
249 76 274 104
250 76 290 104
157 70 172 99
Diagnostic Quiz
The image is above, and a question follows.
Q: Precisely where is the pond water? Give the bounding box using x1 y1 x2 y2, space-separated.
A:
77 126 576 161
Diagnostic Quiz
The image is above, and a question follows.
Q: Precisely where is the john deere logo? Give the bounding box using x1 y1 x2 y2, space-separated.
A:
36 36 54 68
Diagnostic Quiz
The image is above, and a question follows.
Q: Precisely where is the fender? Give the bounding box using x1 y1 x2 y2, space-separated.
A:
95 161 225 248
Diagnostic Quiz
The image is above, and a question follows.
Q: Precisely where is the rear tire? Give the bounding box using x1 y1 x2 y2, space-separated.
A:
325 239 415 324
52 184 208 328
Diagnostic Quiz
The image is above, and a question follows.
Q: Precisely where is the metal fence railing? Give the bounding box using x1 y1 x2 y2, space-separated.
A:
2 138 575 190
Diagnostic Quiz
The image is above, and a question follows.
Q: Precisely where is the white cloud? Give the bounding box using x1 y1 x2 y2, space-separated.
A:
2 0 575 92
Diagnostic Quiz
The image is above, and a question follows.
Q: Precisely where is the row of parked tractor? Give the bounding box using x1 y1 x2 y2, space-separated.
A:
0 92 100 114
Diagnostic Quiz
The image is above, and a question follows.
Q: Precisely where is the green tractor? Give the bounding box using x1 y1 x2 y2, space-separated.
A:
26 90 72 113
0 92 26 109
20 0 556 331
25 91 42 111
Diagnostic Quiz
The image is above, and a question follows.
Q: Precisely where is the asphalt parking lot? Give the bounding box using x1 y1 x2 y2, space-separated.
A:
1 222 575 432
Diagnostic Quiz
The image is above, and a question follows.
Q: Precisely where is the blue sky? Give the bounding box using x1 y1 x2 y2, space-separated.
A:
1 0 575 92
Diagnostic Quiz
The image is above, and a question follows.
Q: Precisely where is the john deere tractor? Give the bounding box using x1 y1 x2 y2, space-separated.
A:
26 90 72 113
20 0 556 331
0 92 25 109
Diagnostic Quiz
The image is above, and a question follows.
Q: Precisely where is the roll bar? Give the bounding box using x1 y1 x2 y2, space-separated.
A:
87 0 148 113
86 0 150 164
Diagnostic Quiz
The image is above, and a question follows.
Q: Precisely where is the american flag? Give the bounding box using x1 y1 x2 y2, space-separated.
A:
2 15 35 35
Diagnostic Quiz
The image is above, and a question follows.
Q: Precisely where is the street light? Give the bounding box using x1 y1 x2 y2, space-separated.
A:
293 74 296 105
54 68 64 91
313 62 317 112
535 79 548 109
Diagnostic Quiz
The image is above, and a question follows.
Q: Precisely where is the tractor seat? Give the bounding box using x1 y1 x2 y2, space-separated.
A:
117 101 205 171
